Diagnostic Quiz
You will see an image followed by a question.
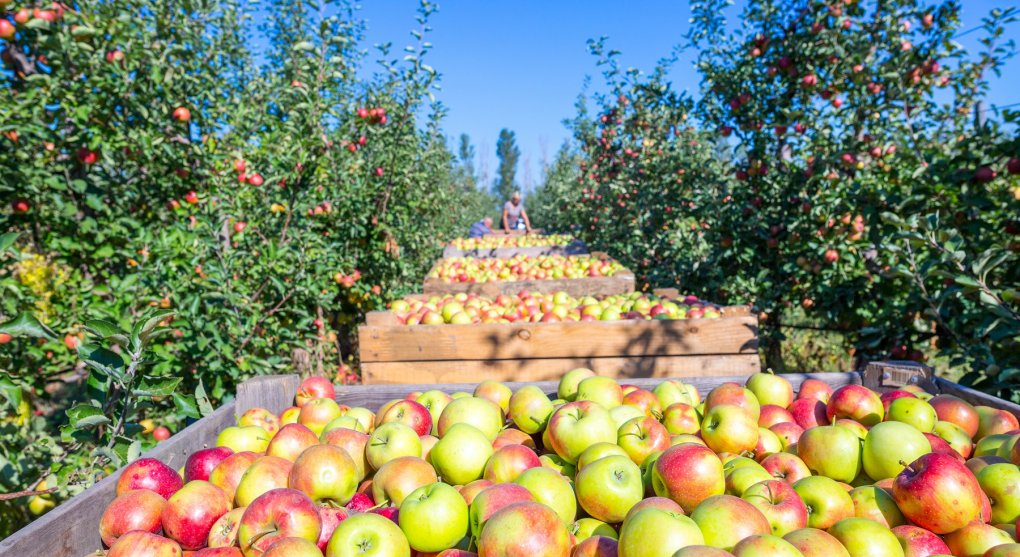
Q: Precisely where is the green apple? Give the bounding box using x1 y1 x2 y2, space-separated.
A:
416 390 453 436
371 456 438 507
366 422 421 470
862 421 930 480
828 517 905 557
796 425 862 482
288 444 358 506
235 456 292 507
732 534 804 557
546 401 618 464
945 522 1015 557
326 512 410 557
437 396 504 441
322 416 365 434
618 508 704 557
508 385 554 434
848 485 905 528
577 442 630 471
690 495 771 551
745 372 794 408
573 517 618 541
575 455 643 523
576 376 624 409
430 423 493 485
610 405 646 429
792 476 854 530
725 466 773 497
783 527 850 557
538 453 577 478
886 397 938 432
976 463 1020 524
398 482 469 553
558 368 596 401
933 420 974 459
701 404 759 455
216 426 270 453
515 466 577 524
474 380 512 414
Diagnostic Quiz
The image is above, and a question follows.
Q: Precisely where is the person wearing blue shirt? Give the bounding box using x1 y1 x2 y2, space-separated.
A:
469 217 493 238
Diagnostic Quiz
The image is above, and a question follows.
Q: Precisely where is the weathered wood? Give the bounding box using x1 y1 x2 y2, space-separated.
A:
361 354 761 384
0 402 237 557
862 360 937 392
365 310 399 326
442 239 588 259
236 374 302 416
359 315 758 363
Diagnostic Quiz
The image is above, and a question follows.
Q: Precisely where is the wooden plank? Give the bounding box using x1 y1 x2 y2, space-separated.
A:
361 354 761 384
442 239 589 259
365 311 399 326
359 315 758 363
236 374 302 416
0 402 237 557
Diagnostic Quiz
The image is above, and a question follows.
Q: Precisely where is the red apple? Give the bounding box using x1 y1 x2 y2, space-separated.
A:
789 398 829 429
689 494 770 551
238 407 281 436
100 489 167 547
234 455 293 507
572 535 618 557
108 531 183 557
977 406 1020 440
483 444 542 484
185 447 234 482
704 383 761 421
172 107 191 122
944 521 1015 557
783 528 850 557
796 379 832 403
826 385 884 427
652 443 725 513
207 507 244 548
662 403 701 435
468 483 535 538
194 547 242 556
295 376 336 407
758 405 795 428
892 452 985 533
380 399 433 436
316 506 349 552
321 427 370 482
265 423 319 462
701 404 759 455
477 501 571 557
890 525 951 557
117 458 184 499
769 422 804 450
161 480 232 550
760 453 811 484
237 488 322 556
371 456 438 507
617 415 671 466
741 479 808 536
930 395 980 439
208 452 259 503
880 389 916 412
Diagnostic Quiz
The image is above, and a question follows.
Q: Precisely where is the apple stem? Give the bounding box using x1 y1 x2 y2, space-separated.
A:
899 460 914 473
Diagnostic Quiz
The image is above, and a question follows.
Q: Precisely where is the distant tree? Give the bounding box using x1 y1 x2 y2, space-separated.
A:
494 128 520 200
455 134 477 192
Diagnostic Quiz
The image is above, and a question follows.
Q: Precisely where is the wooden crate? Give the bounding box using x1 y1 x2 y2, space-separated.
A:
441 238 589 259
358 306 760 384
3 362 1018 557
422 253 635 297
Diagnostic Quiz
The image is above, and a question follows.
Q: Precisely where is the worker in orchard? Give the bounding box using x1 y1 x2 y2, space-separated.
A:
502 191 532 233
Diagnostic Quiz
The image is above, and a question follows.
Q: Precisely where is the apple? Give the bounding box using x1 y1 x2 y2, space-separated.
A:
576 376 624 409
741 479 808 536
162 480 232 550
789 398 829 429
892 452 985 533
752 427 783 461
371 456 438 507
783 528 850 557
653 379 699 409
100 489 167 546
977 463 1020 524
796 425 861 482
745 373 793 408
827 385 884 426
288 444 358 506
261 537 320 556
238 407 281 436
185 447 235 482
209 452 259 502
298 398 343 435
515 466 577 524
690 495 770 551
967 455 1011 475
459 479 494 505
468 483 535 538
759 453 811 484
538 453 577 478
117 458 184 499
880 390 917 412
623 388 662 417
618 415 671 466
326 512 409 557
342 407 377 433
731 534 803 557
701 404 759 455
321 427 370 481
985 544 1020 557
934 420 974 458
108 531 183 557
573 517 618 541
474 380 513 413
623 496 684 522
207 507 245 547
493 427 536 450
265 423 319 462
890 525 952 557
578 442 631 471
216 426 270 454
769 422 804 450
367 422 422 470
153 426 172 441
546 401 618 463
704 383 761 421
758 405 794 428
399 482 469 552
279 407 300 425
573 536 619 557
295 376 335 407
380 400 433 437
828 517 905 557
886 397 938 432
237 488 320 556
796 379 832 403
849 485 905 527
477 502 571 557
438 397 504 441
791 476 854 529
618 508 705 557
508 385 554 434
483 443 541 483
417 390 454 435
559 368 597 401
662 403 701 435
651 443 725 512
977 406 1020 439
610 405 646 429
976 434 1014 457
234 456 292 507
575 454 643 523
672 546 734 557
725 467 772 497
944 521 1015 557
430 423 494 485
863 421 931 480
930 395 980 438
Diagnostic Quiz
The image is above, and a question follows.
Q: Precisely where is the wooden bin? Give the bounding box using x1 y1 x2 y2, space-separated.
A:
358 305 760 384
422 253 635 297
441 238 589 259
3 362 1019 557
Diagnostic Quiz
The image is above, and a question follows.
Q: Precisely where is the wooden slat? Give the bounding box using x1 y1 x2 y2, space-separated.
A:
236 374 302 416
365 311 399 326
361 354 761 385
0 402 237 557
359 315 758 363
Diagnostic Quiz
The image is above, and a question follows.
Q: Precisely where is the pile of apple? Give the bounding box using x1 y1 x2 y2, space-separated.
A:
427 255 623 283
99 370 1020 557
448 235 576 250
389 291 722 325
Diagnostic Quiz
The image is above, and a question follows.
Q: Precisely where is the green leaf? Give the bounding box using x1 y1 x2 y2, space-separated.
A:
85 319 130 346
195 380 214 417
66 404 111 428
133 376 182 398
77 344 127 381
0 232 17 254
0 313 57 340
130 310 175 350
173 391 199 419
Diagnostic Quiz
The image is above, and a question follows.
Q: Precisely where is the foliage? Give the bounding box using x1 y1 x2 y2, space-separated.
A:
494 127 521 202
531 1 1019 390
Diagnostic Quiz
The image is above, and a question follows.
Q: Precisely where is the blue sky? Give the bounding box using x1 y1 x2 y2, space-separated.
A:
354 1 1020 195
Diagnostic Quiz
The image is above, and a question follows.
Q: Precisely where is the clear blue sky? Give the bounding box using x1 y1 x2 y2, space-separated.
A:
353 0 1020 195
